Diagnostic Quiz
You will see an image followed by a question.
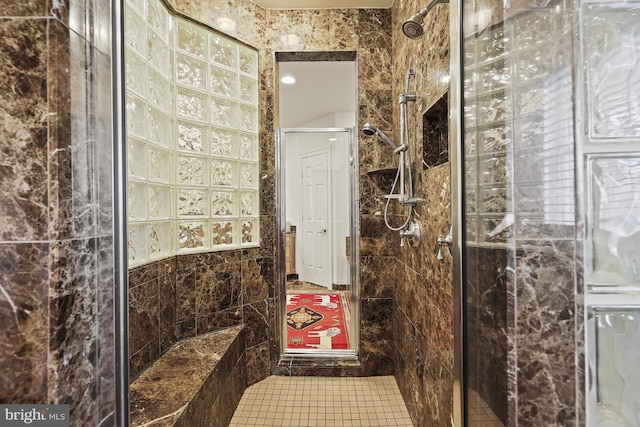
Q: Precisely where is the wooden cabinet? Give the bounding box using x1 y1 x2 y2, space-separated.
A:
285 232 296 275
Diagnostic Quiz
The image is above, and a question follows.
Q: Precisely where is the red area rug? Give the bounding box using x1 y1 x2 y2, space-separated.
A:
286 292 350 350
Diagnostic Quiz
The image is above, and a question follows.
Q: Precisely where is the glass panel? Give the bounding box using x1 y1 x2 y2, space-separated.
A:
177 121 205 153
127 138 147 179
178 221 206 250
126 6 146 56
589 157 640 288
478 59 510 93
126 2 260 268
148 146 173 183
279 128 356 357
126 96 147 138
239 133 258 160
177 155 206 185
149 221 173 259
239 75 258 104
176 20 206 57
240 191 256 216
238 104 258 133
147 0 169 40
587 308 640 426
176 53 207 90
210 65 237 98
239 162 257 189
147 107 172 148
584 4 640 140
241 219 257 244
238 45 258 75
210 127 237 157
125 49 147 96
211 97 236 128
147 29 171 78
210 33 237 69
128 223 149 264
211 159 235 186
128 181 148 221
178 188 206 217
478 92 510 126
147 67 172 112
212 220 235 246
148 185 172 220
211 190 236 216
177 88 206 121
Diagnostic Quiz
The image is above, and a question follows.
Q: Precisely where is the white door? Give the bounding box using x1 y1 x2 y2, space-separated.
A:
299 149 332 288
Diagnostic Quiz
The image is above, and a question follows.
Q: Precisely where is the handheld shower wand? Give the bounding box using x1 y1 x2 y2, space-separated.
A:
362 123 399 151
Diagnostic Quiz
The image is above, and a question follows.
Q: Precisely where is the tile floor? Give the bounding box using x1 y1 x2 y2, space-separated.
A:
229 375 414 427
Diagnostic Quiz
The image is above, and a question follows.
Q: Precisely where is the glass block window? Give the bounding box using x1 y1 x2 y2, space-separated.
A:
126 0 259 267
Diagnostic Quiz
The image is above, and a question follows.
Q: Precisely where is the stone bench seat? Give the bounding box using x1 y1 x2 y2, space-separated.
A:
130 326 245 427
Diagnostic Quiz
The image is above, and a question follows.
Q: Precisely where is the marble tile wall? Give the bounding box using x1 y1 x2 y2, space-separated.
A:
0 1 116 426
390 0 453 425
164 0 397 379
128 248 274 384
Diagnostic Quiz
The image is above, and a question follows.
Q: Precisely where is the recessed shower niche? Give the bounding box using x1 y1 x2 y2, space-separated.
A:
423 92 449 169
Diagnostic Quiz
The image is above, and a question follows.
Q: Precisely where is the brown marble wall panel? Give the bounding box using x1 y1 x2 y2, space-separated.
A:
246 342 270 386
242 257 272 304
49 238 98 426
0 0 48 16
1 2 116 424
0 242 49 403
129 277 160 356
175 257 196 326
237 0 267 49
391 0 453 424
243 299 269 348
360 298 394 375
360 216 398 257
158 258 177 353
0 18 49 241
465 246 509 424
129 259 170 378
515 243 577 426
360 255 397 299
195 257 242 318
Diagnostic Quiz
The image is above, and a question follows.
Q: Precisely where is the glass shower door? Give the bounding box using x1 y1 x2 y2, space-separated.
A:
459 1 577 425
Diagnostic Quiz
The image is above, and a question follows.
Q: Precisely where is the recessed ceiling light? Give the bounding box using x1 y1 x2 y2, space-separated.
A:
216 17 236 32
329 137 337 141
281 75 296 85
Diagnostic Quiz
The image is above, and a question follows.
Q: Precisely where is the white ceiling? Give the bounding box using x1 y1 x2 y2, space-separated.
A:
278 61 357 128
253 0 393 8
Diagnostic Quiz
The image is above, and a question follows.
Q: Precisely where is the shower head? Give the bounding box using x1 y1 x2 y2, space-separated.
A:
402 0 449 39
362 123 398 150
362 123 377 136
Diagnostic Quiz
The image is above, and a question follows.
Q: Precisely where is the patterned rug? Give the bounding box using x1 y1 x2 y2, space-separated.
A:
286 292 350 350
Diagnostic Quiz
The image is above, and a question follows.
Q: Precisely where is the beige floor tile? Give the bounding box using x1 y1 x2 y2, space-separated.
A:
229 376 414 427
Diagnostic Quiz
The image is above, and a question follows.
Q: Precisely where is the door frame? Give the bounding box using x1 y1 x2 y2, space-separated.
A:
276 127 360 360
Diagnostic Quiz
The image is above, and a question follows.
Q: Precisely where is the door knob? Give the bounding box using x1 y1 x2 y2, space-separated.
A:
321 228 327 233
